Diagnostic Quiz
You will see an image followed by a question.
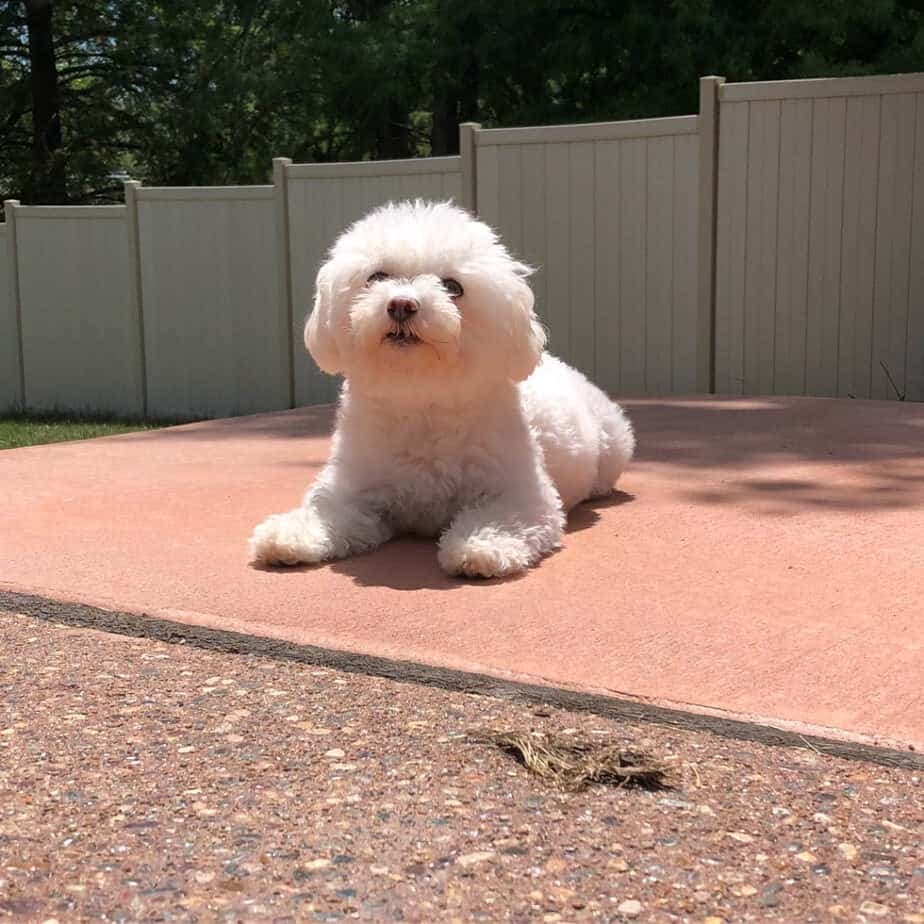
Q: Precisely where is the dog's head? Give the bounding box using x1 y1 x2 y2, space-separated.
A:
304 200 546 399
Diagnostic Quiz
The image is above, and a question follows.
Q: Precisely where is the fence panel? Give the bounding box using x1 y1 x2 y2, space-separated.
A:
910 97 924 402
475 117 701 395
285 157 463 405
0 223 23 410
136 187 287 418
715 73 924 400
14 206 144 415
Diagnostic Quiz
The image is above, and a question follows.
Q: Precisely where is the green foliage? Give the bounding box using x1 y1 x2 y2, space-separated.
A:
1 0 922 206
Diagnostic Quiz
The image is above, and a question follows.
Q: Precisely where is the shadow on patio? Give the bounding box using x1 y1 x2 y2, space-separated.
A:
622 396 924 514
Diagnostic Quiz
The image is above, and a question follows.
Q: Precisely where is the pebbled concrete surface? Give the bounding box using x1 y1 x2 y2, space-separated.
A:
1 611 922 923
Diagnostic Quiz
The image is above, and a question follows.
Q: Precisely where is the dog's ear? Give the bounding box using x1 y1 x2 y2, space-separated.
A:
304 262 343 374
506 276 547 382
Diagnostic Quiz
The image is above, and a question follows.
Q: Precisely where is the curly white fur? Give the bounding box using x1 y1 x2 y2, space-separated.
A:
250 200 635 578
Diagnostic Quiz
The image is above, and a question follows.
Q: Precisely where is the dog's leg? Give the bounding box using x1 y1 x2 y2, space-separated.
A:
249 491 391 567
437 489 565 579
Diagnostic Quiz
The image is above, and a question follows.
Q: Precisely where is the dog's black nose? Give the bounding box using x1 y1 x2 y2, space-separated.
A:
387 297 419 323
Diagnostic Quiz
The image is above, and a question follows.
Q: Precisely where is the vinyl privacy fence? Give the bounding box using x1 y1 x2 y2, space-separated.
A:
2 71 923 417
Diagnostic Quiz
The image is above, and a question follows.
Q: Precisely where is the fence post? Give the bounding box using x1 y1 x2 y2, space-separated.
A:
123 180 149 417
2 200 25 410
273 157 296 409
697 75 725 394
459 122 480 215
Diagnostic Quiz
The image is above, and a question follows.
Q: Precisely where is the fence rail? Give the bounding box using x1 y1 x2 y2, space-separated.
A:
475 115 699 146
2 70 922 417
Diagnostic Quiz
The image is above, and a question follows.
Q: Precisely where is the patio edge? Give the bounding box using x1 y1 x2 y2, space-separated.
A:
3 588 921 772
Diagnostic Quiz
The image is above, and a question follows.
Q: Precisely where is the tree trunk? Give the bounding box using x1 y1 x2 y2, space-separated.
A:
25 0 66 203
430 80 459 156
429 3 480 157
376 101 412 159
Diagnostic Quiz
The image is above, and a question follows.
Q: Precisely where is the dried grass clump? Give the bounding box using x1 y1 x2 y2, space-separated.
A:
470 728 669 791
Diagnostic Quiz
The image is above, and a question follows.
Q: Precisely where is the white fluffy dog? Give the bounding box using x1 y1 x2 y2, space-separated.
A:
249 200 635 578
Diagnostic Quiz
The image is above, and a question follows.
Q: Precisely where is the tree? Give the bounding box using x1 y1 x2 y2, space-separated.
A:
1 0 154 206
1 0 922 207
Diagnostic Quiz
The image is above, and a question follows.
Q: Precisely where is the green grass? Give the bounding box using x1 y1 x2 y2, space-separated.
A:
0 412 179 450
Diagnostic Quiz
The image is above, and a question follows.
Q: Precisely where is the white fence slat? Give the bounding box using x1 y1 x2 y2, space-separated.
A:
520 144 548 336
568 141 597 378
743 100 781 395
672 133 700 393
498 145 523 259
617 138 648 393
459 123 479 211
805 97 847 397
475 144 501 230
0 220 23 410
645 136 675 394
543 142 572 360
593 141 621 393
714 101 750 393
871 93 916 399
440 171 463 202
696 77 724 392
838 95 881 398
907 94 924 402
774 98 813 395
272 158 295 409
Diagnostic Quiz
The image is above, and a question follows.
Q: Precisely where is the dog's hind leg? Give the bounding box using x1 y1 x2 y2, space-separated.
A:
589 403 636 498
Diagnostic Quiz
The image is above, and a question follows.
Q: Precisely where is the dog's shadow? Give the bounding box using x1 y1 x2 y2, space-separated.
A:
565 490 634 534
254 491 634 591
252 537 478 590
331 539 475 590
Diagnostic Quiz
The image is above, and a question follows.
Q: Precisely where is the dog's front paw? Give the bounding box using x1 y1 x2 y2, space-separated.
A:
437 533 534 579
248 510 332 566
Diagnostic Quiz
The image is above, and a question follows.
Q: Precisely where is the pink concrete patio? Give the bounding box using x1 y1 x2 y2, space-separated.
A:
2 396 923 754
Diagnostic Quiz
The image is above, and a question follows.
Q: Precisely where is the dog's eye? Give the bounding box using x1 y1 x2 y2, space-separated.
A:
367 271 389 285
442 278 464 298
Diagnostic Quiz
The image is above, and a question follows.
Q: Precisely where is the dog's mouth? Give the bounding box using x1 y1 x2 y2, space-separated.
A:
384 327 421 346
